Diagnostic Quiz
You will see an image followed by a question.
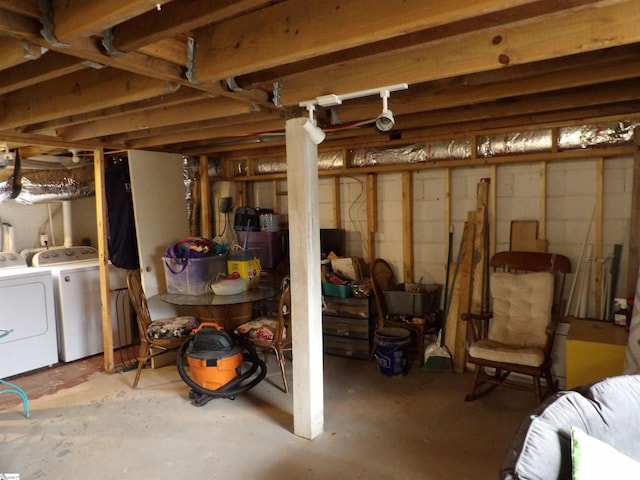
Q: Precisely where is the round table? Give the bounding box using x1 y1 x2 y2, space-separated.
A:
159 285 279 331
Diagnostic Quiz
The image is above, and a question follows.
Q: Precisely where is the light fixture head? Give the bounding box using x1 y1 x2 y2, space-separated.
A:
302 118 326 145
69 148 80 163
375 110 395 132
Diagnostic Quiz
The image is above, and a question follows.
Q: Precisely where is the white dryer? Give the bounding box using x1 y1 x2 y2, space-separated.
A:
32 247 133 362
0 253 58 378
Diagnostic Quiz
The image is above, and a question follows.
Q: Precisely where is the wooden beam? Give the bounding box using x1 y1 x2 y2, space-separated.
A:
0 52 85 96
51 0 172 41
195 0 542 80
125 117 285 149
111 0 273 52
332 52 640 122
60 97 258 141
278 1 640 105
0 69 179 130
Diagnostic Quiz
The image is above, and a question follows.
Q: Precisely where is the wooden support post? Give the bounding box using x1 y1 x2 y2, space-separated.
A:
595 157 604 318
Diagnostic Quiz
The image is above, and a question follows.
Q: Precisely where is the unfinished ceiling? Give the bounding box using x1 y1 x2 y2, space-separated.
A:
1 0 640 160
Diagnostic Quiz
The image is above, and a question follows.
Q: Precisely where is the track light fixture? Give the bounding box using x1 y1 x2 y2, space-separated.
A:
300 103 326 145
375 89 395 133
300 83 407 135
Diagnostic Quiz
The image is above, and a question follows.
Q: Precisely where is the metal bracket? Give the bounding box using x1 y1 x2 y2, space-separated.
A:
186 37 198 84
272 81 282 108
225 77 247 93
101 28 125 57
22 41 44 60
38 0 68 47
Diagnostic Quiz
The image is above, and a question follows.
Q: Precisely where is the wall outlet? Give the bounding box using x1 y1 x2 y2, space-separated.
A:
40 234 49 247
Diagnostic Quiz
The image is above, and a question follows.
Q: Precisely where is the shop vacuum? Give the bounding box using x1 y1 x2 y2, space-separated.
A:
176 322 267 407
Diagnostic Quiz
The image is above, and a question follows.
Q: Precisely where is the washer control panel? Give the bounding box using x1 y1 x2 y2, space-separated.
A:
0 252 27 268
32 246 98 266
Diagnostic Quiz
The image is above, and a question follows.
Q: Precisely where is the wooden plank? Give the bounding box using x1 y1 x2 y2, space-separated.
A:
510 220 539 251
454 216 476 373
472 179 490 315
332 176 342 229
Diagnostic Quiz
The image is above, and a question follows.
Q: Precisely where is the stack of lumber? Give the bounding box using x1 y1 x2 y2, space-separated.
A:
444 178 490 373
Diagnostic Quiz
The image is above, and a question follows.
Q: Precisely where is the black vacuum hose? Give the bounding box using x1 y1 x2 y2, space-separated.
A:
176 331 267 404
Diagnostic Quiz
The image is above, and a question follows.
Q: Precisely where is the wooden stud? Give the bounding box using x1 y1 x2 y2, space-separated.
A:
595 157 604 318
199 155 211 238
333 176 342 229
93 148 115 373
366 174 377 264
402 171 414 282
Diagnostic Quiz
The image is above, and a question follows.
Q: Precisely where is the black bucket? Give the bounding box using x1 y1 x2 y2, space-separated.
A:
374 327 411 377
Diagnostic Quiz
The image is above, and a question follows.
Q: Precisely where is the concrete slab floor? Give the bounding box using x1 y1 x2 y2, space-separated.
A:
0 354 535 480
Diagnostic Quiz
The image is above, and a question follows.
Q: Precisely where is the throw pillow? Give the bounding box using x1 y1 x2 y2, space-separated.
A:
571 426 640 479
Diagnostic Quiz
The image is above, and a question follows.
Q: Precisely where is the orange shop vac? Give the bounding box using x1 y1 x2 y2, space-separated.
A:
176 322 266 407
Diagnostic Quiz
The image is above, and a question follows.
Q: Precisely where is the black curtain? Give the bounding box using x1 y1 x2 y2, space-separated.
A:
105 155 139 269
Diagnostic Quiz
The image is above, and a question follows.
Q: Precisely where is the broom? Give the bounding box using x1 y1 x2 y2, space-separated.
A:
422 225 455 372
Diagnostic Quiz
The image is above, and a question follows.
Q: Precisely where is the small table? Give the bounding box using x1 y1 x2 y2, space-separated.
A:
159 285 279 331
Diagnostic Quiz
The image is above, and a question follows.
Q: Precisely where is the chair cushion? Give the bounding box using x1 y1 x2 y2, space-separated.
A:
468 339 545 366
147 316 198 339
235 317 282 342
489 271 554 348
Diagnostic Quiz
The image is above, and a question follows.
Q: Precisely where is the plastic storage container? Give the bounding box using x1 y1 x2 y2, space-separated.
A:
383 283 441 317
163 254 228 295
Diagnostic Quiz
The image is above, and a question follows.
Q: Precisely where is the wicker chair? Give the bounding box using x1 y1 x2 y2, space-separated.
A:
126 269 198 389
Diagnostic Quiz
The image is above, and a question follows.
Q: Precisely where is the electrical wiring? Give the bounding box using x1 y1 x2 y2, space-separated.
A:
345 175 369 259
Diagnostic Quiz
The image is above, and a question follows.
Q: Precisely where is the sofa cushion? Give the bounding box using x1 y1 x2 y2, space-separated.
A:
500 375 640 480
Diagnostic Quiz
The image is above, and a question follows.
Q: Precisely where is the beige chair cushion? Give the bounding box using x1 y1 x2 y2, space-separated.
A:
469 271 554 367
468 339 546 366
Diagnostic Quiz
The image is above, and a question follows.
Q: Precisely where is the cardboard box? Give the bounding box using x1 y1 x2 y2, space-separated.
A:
163 254 227 295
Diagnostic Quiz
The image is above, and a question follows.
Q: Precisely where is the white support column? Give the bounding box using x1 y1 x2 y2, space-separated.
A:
286 117 324 439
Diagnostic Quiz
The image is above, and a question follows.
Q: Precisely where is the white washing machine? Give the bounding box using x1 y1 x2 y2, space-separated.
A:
32 247 133 362
0 253 58 378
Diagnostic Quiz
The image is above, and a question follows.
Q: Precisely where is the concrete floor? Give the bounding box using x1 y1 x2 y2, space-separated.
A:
0 353 534 480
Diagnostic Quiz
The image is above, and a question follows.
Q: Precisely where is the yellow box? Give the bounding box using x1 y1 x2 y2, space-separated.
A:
227 249 261 290
565 317 627 389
